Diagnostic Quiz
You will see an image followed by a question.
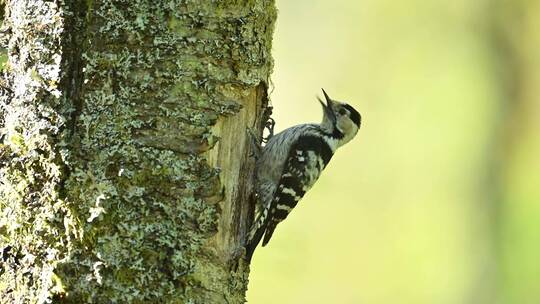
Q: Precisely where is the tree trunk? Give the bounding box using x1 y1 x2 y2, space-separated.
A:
0 1 275 303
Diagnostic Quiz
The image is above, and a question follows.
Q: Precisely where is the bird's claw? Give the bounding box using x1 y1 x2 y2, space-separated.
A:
262 117 275 143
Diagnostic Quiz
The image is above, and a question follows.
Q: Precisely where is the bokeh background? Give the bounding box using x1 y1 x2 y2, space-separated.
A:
247 0 540 303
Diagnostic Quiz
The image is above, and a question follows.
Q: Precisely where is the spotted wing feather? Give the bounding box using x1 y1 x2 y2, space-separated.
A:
249 135 334 252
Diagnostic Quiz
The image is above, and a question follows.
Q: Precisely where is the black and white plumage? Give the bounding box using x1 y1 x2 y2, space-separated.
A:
246 89 361 260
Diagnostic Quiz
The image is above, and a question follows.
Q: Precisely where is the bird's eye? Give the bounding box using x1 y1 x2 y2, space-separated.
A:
338 108 347 116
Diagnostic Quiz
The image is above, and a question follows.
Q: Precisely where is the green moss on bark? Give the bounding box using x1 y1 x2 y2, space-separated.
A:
0 1 76 303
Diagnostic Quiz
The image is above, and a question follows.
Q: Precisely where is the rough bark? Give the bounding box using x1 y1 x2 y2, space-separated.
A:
0 1 275 303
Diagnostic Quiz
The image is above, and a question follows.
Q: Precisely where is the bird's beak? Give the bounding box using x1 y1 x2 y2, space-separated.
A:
318 88 336 123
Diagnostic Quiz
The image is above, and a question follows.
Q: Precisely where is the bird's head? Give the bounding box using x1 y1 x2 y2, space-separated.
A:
318 88 361 147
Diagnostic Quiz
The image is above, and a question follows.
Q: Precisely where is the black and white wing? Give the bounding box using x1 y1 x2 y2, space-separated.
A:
247 134 334 254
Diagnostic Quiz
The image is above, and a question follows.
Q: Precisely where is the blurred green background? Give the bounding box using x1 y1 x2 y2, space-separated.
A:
247 0 540 303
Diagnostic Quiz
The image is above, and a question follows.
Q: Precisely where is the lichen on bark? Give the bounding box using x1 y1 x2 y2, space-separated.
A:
0 0 276 303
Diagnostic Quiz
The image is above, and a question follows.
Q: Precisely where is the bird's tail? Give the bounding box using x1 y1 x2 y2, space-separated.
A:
245 207 272 262
261 221 277 247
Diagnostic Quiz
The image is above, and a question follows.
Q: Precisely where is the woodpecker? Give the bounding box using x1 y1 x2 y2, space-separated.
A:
246 89 361 260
